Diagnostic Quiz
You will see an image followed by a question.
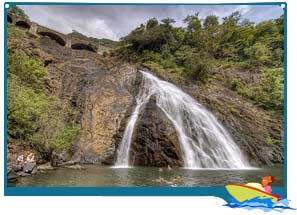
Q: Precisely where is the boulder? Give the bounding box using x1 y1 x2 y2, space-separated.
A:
7 167 19 182
129 96 183 167
11 164 22 172
23 162 37 174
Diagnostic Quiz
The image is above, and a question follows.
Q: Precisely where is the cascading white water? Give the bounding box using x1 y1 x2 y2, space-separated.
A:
115 70 250 169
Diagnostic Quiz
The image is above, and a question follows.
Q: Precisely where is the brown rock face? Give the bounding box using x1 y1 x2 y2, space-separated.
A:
77 65 138 164
36 36 138 164
129 96 183 167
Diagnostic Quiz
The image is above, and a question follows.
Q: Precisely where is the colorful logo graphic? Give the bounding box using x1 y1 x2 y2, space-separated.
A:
224 176 295 212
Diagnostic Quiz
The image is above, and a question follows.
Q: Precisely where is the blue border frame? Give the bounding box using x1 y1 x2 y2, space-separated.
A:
4 2 287 199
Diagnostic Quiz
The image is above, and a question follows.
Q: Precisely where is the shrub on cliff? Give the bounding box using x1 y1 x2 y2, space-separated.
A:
184 53 210 83
8 77 48 139
8 50 47 91
244 42 273 67
229 68 284 111
8 51 80 161
256 68 284 110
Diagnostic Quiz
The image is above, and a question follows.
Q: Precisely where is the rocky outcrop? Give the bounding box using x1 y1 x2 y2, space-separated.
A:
36 36 138 164
129 96 183 167
74 63 137 163
7 162 38 183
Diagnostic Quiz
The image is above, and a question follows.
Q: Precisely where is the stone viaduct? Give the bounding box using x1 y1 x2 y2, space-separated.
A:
7 13 106 54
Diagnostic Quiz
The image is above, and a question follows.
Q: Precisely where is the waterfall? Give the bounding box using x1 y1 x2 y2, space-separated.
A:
114 70 250 169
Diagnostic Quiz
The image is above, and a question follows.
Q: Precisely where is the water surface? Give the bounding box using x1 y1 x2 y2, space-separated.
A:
9 165 284 187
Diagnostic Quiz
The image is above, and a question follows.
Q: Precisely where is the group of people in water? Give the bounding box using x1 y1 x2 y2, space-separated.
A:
16 152 35 167
154 165 183 186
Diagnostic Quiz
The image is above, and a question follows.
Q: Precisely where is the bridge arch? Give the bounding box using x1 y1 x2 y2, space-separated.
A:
15 20 30 29
7 15 12 23
38 31 66 46
71 43 96 52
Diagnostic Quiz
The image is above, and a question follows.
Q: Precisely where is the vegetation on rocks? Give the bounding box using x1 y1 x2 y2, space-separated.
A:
7 24 80 163
114 11 284 112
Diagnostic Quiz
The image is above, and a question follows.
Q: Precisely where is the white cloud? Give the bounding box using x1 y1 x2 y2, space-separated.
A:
75 18 118 40
19 5 283 40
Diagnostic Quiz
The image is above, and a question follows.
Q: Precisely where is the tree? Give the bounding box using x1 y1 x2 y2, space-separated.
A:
222 11 242 26
161 18 176 27
244 42 273 66
184 52 210 83
203 15 219 57
203 15 219 29
146 18 158 29
184 13 202 33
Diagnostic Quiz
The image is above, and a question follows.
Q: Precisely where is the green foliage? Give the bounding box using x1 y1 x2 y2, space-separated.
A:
8 24 26 39
8 77 49 139
244 42 273 67
8 50 47 91
8 50 80 159
257 68 284 110
8 6 30 20
229 68 284 111
160 54 177 69
265 136 279 145
52 125 80 151
230 78 243 91
142 50 162 62
146 18 159 29
143 61 184 74
116 11 284 108
184 53 210 83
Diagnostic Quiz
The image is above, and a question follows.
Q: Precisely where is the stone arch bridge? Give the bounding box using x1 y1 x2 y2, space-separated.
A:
7 13 104 54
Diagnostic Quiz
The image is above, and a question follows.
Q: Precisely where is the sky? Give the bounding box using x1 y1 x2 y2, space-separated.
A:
19 5 284 41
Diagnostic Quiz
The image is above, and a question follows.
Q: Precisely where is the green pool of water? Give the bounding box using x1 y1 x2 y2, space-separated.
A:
8 164 284 187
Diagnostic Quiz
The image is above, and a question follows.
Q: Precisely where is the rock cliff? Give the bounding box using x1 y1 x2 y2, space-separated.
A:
129 96 183 167
33 36 139 164
8 27 284 167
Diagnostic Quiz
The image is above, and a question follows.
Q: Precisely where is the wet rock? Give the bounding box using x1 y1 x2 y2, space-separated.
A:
51 151 70 166
23 162 37 174
31 167 38 175
11 164 22 172
7 167 19 182
129 96 183 167
37 162 53 171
